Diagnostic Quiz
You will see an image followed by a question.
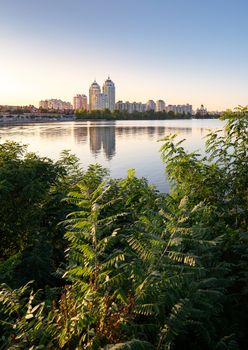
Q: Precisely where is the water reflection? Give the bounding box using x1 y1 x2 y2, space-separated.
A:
115 126 192 138
73 126 88 143
0 120 224 191
86 125 195 160
0 122 218 162
88 126 115 160
72 125 195 160
39 126 72 139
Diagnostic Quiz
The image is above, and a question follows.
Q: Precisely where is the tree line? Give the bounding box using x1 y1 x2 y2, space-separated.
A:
75 108 219 120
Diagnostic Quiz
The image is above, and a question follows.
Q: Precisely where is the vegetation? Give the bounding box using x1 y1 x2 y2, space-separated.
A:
75 109 217 120
75 108 220 120
75 108 183 120
0 107 247 349
0 108 219 121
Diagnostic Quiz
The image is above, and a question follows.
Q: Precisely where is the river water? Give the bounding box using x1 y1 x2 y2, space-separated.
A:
0 119 224 192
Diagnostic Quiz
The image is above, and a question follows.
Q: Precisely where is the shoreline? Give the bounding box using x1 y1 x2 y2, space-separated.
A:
0 116 219 125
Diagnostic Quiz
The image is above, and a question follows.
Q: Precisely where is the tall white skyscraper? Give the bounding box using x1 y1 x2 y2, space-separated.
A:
102 77 115 112
96 93 107 110
89 80 101 111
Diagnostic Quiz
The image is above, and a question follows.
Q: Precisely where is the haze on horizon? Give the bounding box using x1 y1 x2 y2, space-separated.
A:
0 0 248 111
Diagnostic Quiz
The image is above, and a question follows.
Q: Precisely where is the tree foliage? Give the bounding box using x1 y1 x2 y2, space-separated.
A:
75 109 194 120
0 143 82 289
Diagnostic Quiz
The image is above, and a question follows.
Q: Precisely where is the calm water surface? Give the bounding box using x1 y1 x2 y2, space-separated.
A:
0 119 224 192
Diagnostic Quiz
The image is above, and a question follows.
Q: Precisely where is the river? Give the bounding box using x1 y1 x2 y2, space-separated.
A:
0 119 224 192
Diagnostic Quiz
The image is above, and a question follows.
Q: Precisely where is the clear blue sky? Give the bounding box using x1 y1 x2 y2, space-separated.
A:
1 0 248 110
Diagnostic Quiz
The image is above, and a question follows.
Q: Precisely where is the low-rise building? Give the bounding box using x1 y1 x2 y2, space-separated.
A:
115 101 146 113
39 99 72 110
166 104 193 114
196 104 208 116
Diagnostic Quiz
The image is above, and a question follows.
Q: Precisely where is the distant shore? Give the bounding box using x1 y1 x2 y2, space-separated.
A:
0 115 219 125
0 115 76 124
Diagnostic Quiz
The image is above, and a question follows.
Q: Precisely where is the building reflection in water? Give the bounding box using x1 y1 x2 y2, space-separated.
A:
39 126 72 139
0 120 223 192
71 123 206 161
116 126 192 138
73 125 116 161
89 125 116 160
73 126 88 144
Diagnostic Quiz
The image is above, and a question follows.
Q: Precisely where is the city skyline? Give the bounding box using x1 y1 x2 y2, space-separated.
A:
41 77 195 114
1 0 248 110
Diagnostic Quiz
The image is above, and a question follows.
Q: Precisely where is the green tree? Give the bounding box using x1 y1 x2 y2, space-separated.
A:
159 106 248 348
0 143 84 289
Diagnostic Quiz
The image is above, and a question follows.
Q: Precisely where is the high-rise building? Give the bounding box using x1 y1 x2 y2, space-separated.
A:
156 100 166 112
89 81 101 111
146 100 156 111
73 94 88 110
102 77 115 111
97 93 107 111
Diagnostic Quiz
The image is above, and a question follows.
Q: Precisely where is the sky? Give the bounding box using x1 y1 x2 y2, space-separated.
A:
0 0 248 111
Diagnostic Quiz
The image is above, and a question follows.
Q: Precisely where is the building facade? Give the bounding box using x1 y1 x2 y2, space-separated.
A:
89 81 102 111
39 99 72 110
102 77 115 112
166 104 193 114
146 100 156 111
115 101 146 113
156 100 166 112
97 93 107 111
89 78 115 111
196 104 208 116
73 94 88 110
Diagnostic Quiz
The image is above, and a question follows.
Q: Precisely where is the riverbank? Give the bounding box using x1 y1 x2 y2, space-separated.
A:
0 115 219 124
0 115 76 124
